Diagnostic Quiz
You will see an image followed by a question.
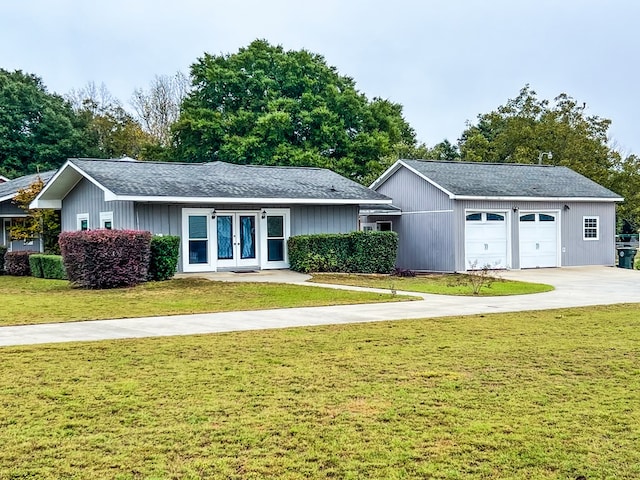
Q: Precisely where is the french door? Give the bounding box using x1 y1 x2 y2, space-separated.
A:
216 213 258 269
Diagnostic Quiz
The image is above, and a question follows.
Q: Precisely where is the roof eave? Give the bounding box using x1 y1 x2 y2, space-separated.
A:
452 195 624 202
30 159 117 209
104 193 392 205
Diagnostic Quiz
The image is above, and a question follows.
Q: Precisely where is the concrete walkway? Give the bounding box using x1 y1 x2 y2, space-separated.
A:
1 266 638 347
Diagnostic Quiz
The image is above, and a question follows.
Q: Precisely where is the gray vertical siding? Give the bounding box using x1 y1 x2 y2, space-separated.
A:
456 200 617 270
374 167 456 271
290 205 358 235
372 166 617 271
61 178 135 231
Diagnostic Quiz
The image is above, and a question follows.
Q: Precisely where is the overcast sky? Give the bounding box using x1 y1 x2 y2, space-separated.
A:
2 0 639 156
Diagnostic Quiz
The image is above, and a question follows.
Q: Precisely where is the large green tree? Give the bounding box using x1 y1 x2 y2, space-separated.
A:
173 40 416 181
458 85 615 181
0 69 89 178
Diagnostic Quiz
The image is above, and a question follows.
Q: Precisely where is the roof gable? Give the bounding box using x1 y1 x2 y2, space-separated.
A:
32 158 391 208
0 171 56 203
374 160 622 201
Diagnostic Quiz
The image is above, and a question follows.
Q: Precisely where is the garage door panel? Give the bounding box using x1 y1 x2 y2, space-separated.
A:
519 212 558 269
465 212 508 269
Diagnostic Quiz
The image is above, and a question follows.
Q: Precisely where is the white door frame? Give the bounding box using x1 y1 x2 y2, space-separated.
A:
182 208 215 272
215 211 260 270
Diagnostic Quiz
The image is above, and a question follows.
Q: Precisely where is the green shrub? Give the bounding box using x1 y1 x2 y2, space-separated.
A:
148 235 181 281
0 245 7 273
30 254 66 279
288 231 397 274
29 255 44 278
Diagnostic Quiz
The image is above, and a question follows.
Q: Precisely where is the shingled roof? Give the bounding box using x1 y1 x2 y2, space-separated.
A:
0 171 56 203
33 158 390 208
375 160 622 200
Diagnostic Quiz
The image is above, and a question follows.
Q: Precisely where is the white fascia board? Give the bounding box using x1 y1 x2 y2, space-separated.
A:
369 161 403 190
0 194 16 203
399 161 457 198
30 160 117 209
0 213 28 218
453 195 623 202
30 199 62 209
105 194 392 205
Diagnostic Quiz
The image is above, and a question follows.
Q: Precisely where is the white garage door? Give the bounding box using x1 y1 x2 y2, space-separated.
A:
519 212 559 269
465 212 508 269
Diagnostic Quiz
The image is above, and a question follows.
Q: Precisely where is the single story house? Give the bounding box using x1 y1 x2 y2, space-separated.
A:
362 159 623 272
0 171 55 253
32 158 392 273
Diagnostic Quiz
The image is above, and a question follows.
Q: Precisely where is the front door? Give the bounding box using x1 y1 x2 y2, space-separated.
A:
216 213 258 269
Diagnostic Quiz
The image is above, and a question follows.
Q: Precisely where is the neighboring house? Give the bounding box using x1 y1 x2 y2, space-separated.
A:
32 158 392 273
0 171 56 253
363 160 623 272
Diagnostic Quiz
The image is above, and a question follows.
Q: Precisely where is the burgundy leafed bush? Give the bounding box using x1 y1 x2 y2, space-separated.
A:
59 230 152 289
4 251 37 276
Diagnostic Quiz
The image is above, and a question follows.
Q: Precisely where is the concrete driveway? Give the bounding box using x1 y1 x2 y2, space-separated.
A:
0 266 638 347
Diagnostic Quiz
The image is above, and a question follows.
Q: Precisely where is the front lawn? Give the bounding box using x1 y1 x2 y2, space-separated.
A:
1 304 639 479
0 276 408 327
311 272 554 295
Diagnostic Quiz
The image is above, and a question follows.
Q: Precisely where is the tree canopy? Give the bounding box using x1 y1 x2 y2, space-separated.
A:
173 40 417 181
0 69 90 178
457 85 639 231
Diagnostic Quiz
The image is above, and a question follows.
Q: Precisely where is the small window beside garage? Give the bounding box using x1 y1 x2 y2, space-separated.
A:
583 216 599 240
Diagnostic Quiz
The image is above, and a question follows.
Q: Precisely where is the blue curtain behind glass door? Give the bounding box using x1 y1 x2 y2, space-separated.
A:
217 216 233 259
240 216 255 259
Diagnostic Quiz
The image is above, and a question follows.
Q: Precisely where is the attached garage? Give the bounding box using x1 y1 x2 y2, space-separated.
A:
465 211 508 269
367 160 623 272
519 212 559 269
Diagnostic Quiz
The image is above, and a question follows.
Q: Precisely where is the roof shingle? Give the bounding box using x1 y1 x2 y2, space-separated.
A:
399 160 621 199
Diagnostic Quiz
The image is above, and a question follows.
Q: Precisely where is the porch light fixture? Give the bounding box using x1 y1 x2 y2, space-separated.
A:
512 206 519 212
261 209 267 219
211 209 216 219
563 204 570 211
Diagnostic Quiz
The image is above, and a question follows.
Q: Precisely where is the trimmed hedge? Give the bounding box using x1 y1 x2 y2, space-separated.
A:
30 254 67 279
288 231 398 274
148 235 181 281
0 245 6 273
4 250 37 276
59 230 152 289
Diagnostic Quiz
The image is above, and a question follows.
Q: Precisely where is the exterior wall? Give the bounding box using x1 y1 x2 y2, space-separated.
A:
455 200 616 270
1 202 41 251
290 205 358 235
61 178 135 231
374 167 456 271
372 166 617 271
0 202 23 216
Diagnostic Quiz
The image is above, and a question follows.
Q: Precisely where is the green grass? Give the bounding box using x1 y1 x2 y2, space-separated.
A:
1 304 639 479
0 276 408 327
311 272 555 296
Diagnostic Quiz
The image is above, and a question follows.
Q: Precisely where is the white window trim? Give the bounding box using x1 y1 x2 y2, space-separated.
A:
100 211 113 230
583 216 599 241
76 213 89 231
361 222 376 232
259 208 290 270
